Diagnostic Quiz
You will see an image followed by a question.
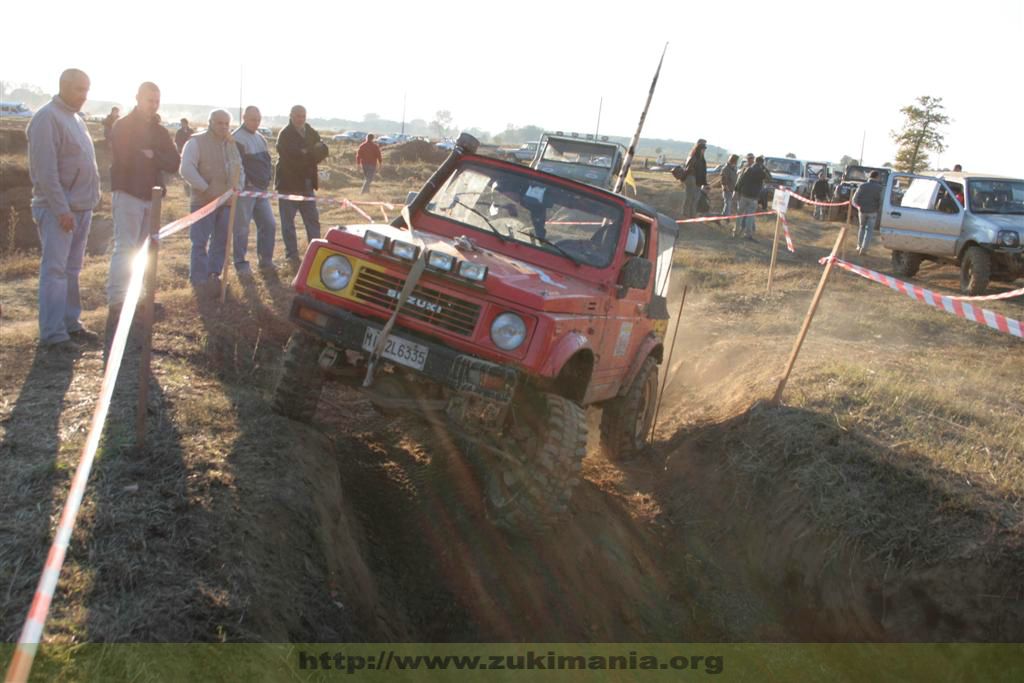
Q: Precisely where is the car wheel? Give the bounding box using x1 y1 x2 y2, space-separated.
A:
600 356 659 460
464 391 587 536
959 246 992 296
891 250 923 278
272 331 325 423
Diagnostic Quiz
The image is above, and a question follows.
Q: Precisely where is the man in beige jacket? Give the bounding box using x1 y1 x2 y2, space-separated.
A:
179 109 243 288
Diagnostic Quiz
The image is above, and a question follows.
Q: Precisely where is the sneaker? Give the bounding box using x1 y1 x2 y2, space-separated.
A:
69 327 100 345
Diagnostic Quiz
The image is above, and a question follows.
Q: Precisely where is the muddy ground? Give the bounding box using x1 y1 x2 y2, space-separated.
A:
2 131 1023 651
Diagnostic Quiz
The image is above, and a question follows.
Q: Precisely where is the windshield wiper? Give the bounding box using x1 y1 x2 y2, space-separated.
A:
452 198 510 241
518 229 582 266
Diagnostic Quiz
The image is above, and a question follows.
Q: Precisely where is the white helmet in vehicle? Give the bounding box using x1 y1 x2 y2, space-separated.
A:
626 222 646 256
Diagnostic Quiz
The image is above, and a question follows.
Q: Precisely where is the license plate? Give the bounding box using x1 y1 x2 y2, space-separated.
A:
362 327 428 371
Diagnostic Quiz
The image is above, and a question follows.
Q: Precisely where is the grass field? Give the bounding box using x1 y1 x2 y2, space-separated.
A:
1 119 1023 653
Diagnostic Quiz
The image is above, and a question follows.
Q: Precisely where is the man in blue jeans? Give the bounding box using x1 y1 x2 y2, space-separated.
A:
179 109 243 292
276 105 329 262
852 170 884 255
232 105 276 272
26 68 101 351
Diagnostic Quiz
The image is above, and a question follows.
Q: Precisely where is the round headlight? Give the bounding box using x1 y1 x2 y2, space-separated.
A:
320 254 353 291
490 312 527 351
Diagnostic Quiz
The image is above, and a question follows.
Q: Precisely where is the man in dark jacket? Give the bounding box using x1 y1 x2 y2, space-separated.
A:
852 170 883 255
811 171 831 220
276 105 328 261
233 105 276 272
105 81 180 355
733 154 767 239
174 118 193 153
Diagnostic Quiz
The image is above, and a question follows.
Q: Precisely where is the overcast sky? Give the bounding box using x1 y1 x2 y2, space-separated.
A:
4 0 1021 174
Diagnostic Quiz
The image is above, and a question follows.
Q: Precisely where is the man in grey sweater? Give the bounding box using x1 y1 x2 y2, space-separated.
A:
26 68 101 351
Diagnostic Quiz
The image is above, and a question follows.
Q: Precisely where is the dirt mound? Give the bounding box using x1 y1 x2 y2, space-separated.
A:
0 126 28 156
660 404 1024 641
384 140 447 166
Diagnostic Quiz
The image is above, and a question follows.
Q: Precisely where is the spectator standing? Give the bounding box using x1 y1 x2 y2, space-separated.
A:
953 164 962 172
356 133 383 194
276 105 329 262
179 109 244 291
681 139 708 219
811 171 831 220
104 82 180 355
732 154 768 240
26 68 101 351
232 105 276 272
175 118 194 154
720 154 739 225
101 106 119 141
852 170 883 255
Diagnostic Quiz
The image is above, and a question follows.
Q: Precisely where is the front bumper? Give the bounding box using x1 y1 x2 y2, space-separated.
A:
289 294 519 405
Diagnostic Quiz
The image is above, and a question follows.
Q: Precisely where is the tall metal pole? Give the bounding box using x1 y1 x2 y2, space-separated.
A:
238 65 243 124
613 43 668 194
859 130 866 166
401 92 407 136
595 96 602 138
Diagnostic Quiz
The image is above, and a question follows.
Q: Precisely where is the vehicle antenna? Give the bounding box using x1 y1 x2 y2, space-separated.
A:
613 43 668 194
595 96 602 139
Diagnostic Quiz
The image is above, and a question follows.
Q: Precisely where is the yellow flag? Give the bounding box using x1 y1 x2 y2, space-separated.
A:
624 167 638 195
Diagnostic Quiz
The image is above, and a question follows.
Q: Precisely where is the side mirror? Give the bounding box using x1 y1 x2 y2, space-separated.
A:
618 257 652 293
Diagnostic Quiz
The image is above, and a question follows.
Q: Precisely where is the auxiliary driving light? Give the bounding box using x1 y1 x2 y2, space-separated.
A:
364 230 388 250
390 240 420 261
490 312 527 351
320 254 353 291
458 261 488 282
427 250 457 272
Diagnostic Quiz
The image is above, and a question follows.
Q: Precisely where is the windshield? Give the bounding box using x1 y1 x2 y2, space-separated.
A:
967 178 1024 215
426 162 624 267
844 166 889 183
765 158 802 176
805 162 828 178
541 139 617 168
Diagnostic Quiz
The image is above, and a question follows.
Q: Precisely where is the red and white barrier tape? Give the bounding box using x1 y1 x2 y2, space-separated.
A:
819 256 1023 339
156 190 234 240
5 244 151 683
777 188 850 208
676 210 776 224
235 190 395 222
779 212 796 253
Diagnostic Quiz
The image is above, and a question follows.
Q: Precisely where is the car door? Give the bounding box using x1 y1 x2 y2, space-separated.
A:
881 173 963 256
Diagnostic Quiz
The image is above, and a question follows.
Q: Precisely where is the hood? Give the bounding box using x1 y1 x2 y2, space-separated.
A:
972 213 1024 231
326 223 606 312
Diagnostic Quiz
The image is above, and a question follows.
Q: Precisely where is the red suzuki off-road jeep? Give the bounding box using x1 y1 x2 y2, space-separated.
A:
273 134 680 533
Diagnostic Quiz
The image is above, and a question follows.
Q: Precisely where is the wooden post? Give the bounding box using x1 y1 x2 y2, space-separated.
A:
136 187 162 448
219 168 241 303
771 224 848 405
767 210 782 294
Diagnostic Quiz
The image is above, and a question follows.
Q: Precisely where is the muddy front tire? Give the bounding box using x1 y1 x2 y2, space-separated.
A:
600 356 659 460
477 392 587 535
272 332 324 423
960 246 991 296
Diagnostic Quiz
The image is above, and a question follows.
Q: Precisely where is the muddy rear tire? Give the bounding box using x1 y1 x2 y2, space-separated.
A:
960 246 991 296
476 392 587 536
891 250 923 278
273 331 324 423
600 357 659 460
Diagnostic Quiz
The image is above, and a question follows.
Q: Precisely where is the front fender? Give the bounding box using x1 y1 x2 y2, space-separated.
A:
539 332 592 378
617 333 664 397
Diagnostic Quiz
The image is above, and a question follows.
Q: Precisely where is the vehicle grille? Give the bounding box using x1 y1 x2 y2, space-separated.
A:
352 267 481 337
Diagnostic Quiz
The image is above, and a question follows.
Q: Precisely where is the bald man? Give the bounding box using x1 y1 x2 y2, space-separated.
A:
275 105 328 261
105 81 180 355
180 109 243 291
26 68 101 351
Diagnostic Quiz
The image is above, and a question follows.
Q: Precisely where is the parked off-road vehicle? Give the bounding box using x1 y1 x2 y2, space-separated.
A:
530 132 626 190
880 171 1024 295
273 133 678 533
833 165 890 205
